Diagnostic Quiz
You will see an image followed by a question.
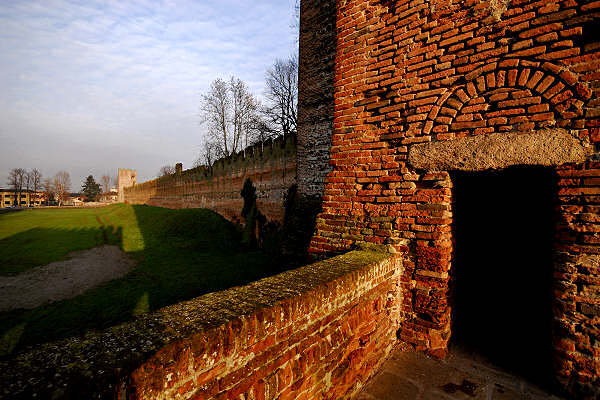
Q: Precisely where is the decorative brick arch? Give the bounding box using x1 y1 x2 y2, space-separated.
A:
407 59 595 171
423 59 591 140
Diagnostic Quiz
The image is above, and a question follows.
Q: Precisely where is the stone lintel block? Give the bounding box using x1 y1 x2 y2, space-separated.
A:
409 129 594 171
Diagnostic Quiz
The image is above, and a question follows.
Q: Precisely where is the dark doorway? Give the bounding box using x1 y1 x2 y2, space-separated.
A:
450 166 557 387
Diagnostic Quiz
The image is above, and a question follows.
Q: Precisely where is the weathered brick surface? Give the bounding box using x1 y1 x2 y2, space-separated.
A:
555 161 600 395
124 139 296 223
121 251 403 400
0 251 401 399
297 0 336 198
303 0 600 395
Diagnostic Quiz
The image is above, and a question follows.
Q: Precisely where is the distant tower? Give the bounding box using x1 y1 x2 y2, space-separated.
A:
117 169 137 203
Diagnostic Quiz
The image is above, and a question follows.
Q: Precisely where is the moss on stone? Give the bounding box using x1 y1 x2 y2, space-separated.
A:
0 250 392 399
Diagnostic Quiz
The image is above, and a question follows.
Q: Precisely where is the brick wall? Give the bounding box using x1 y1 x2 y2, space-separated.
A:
297 0 336 198
122 251 402 400
124 139 296 223
0 251 402 399
305 0 600 395
555 161 600 393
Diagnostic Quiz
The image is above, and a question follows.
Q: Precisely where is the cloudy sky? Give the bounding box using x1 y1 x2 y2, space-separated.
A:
0 0 298 189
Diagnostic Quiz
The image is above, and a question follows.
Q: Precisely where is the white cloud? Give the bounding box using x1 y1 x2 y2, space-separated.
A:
0 0 298 186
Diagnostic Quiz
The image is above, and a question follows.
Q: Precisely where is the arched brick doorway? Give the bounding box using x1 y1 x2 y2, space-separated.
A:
402 126 596 394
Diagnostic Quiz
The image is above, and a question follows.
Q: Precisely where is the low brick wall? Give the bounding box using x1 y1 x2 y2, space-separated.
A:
0 250 402 399
124 139 296 223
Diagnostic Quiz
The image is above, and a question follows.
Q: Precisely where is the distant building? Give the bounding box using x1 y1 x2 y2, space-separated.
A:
117 169 137 203
99 190 118 203
64 193 85 207
0 189 47 208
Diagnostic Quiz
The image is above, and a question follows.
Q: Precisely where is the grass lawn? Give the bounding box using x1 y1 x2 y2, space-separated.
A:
0 204 280 356
0 207 121 276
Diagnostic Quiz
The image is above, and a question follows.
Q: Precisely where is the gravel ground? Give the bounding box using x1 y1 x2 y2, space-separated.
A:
0 245 135 312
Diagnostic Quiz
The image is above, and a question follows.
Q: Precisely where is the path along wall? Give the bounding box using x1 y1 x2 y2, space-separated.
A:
0 250 402 399
124 139 296 223
303 0 600 395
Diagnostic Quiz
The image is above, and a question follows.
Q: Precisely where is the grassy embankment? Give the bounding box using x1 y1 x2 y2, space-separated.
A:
0 204 279 356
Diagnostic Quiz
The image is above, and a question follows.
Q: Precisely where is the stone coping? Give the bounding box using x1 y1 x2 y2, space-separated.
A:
0 250 391 399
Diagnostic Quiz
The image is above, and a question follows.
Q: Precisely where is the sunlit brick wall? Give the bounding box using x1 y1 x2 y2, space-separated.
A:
305 0 600 395
120 252 402 400
124 140 296 223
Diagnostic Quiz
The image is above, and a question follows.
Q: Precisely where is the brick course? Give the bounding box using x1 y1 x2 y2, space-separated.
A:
124 139 296 223
121 252 402 400
303 0 600 395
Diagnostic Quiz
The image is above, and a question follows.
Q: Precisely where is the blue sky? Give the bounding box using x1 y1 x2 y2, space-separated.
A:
0 0 298 189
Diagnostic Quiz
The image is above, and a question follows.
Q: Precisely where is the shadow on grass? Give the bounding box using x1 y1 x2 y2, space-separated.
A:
0 205 281 357
0 226 121 276
0 208 25 215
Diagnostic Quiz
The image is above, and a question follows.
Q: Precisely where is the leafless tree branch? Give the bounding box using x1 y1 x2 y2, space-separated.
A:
53 171 71 207
263 57 298 141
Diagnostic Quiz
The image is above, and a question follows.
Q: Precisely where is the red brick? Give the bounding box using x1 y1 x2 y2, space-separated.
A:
540 48 581 60
526 70 544 89
528 103 550 113
530 112 555 121
304 4 600 399
536 76 555 93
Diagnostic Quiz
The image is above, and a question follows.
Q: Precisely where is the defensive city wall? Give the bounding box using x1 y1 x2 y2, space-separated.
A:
3 1 600 399
123 137 297 223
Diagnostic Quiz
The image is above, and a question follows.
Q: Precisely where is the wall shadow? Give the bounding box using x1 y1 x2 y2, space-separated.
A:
0 204 282 358
0 226 120 276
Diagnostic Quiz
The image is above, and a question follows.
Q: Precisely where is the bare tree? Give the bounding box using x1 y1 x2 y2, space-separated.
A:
100 175 111 193
24 171 32 204
43 177 54 206
242 95 264 152
53 171 71 207
231 78 246 154
263 57 298 140
201 78 231 157
30 169 42 193
7 168 26 207
247 112 277 148
194 140 220 173
230 78 259 153
158 165 176 177
200 76 259 160
28 169 42 207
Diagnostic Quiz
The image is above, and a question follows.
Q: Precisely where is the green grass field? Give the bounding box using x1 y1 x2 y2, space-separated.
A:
0 204 280 356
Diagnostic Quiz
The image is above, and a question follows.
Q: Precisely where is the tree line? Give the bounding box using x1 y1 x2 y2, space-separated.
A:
80 174 115 202
5 169 116 206
6 168 70 206
196 56 298 171
156 56 298 178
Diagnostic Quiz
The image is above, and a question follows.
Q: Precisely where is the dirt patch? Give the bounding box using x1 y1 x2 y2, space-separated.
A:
0 245 135 312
